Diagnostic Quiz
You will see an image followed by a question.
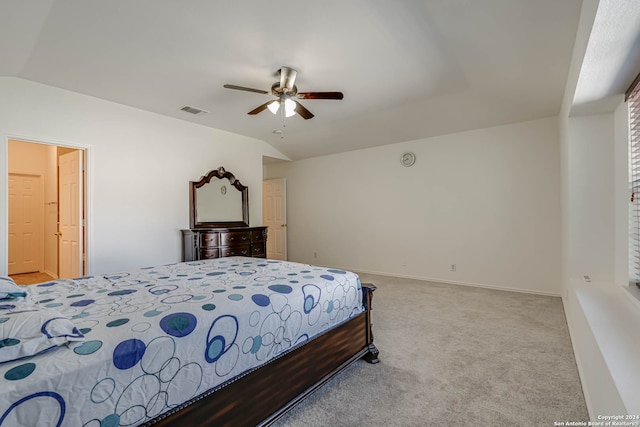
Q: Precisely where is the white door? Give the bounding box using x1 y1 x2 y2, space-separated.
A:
8 173 44 274
263 178 287 260
58 150 83 278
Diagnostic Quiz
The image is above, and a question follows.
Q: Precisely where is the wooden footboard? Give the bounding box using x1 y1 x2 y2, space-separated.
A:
148 283 378 427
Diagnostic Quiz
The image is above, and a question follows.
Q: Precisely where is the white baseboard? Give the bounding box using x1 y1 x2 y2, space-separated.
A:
349 267 561 297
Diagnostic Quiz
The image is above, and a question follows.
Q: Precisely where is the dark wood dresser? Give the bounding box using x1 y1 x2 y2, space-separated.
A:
181 226 267 262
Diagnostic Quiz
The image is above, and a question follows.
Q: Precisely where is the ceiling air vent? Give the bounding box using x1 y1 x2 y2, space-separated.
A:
179 105 208 115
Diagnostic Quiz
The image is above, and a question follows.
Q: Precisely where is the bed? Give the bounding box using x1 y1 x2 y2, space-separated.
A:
0 257 378 426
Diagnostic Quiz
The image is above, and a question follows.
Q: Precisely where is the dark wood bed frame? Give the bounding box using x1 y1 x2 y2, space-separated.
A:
146 284 379 426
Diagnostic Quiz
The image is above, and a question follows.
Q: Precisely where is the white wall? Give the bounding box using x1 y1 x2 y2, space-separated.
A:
566 113 616 282
614 100 630 287
0 77 285 275
266 117 561 295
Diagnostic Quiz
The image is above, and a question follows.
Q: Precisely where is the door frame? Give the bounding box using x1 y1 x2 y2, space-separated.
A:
1 134 92 277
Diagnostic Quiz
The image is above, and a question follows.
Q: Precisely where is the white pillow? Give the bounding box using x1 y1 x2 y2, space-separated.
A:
0 302 84 363
0 276 27 300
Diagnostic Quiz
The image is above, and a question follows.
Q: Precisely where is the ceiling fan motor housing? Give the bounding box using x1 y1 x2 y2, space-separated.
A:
271 82 298 97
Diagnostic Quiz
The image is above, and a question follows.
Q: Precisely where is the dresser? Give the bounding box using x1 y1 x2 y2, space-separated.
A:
181 226 267 262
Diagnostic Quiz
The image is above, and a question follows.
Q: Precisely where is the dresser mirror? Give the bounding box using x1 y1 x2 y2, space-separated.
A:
189 166 249 228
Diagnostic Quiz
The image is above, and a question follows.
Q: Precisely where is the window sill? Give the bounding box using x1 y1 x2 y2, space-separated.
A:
565 279 640 416
624 282 640 307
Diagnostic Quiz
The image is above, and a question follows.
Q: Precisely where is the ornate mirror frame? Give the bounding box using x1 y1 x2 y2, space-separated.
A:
189 166 249 229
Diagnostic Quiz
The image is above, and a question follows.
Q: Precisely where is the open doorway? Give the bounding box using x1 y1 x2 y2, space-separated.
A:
7 139 87 284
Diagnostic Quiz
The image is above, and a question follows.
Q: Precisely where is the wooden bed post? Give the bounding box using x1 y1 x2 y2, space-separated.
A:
361 283 380 364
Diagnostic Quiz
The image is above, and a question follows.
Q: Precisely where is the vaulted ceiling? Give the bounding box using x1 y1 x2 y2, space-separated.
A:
1 1 584 160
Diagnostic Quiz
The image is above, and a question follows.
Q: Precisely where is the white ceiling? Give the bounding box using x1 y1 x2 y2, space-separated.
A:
571 0 640 116
0 0 584 160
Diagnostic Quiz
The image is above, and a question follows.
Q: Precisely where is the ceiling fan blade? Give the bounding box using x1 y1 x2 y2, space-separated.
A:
279 67 297 91
293 100 314 119
224 84 269 95
248 101 272 115
297 91 344 100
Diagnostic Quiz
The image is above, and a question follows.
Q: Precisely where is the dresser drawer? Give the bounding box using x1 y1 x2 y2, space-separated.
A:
220 231 251 246
251 244 266 257
251 228 267 243
220 245 250 257
199 248 220 259
200 232 219 247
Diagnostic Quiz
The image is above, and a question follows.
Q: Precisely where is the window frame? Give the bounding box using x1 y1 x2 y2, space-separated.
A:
626 72 640 287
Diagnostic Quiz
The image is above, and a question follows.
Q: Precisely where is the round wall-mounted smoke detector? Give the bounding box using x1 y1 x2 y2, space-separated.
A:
400 152 416 167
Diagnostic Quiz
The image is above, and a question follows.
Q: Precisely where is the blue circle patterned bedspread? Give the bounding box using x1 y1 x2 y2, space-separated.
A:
0 257 363 426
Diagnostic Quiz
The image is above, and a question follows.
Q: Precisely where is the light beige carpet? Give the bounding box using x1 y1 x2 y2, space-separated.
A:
272 273 588 426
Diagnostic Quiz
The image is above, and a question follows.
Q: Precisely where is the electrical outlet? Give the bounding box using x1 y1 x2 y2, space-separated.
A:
451 264 457 272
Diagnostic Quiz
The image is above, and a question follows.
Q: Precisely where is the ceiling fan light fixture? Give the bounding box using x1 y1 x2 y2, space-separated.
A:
267 100 280 114
284 98 296 117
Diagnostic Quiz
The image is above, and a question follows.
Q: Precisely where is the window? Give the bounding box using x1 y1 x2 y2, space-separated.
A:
627 72 640 286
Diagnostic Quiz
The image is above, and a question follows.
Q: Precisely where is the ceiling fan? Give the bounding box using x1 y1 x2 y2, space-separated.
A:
223 66 344 120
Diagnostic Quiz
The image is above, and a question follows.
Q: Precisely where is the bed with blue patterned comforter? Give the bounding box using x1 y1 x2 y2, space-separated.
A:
0 257 364 426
